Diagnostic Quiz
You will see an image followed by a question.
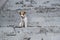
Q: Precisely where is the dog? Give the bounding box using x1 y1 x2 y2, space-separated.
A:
19 10 27 28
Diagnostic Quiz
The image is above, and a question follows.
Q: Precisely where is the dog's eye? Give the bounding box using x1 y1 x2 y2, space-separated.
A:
23 14 24 15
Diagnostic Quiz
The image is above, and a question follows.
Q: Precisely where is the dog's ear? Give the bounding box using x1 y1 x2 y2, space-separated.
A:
24 12 26 14
19 12 21 15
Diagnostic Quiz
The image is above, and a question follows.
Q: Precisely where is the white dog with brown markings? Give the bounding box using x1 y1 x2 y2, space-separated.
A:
19 10 27 28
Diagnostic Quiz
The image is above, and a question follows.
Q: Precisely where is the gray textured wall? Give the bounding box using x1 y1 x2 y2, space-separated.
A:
0 0 60 27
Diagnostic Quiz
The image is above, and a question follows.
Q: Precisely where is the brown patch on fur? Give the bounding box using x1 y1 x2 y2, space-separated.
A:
19 10 26 16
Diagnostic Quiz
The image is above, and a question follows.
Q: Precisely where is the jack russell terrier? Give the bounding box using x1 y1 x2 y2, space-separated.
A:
19 10 27 28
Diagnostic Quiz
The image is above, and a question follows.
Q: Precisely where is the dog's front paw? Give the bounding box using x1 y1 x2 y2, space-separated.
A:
19 23 22 27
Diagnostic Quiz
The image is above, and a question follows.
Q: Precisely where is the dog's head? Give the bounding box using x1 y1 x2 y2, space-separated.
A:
19 10 26 18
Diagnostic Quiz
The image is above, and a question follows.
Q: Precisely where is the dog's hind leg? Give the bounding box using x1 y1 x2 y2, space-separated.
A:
25 19 27 28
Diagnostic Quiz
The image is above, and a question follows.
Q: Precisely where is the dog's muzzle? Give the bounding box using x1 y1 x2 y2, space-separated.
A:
21 16 25 19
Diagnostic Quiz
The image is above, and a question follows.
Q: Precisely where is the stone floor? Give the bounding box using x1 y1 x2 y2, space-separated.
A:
0 27 60 40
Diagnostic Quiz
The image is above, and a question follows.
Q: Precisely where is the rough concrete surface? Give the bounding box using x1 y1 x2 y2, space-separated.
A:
0 0 60 40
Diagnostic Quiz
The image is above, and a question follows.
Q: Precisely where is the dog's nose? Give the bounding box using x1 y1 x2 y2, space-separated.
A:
21 16 23 17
